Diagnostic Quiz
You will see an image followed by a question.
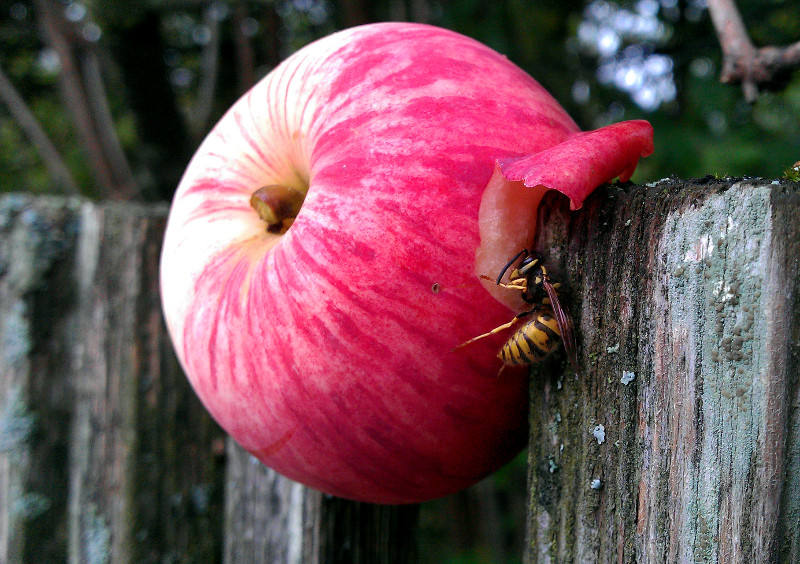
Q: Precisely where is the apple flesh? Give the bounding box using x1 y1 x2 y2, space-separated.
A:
160 22 653 503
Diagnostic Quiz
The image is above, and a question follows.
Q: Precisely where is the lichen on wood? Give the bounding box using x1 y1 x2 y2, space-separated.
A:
0 193 420 563
526 178 800 563
0 194 226 562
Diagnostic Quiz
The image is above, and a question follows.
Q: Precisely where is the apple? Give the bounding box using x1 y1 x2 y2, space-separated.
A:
160 22 653 503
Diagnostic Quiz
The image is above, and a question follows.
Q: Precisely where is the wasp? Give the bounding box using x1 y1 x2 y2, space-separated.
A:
456 250 578 373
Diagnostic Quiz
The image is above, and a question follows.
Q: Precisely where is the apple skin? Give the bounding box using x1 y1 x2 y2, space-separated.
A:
160 22 653 503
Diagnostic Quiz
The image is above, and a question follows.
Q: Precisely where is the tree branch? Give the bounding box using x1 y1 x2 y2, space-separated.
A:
336 0 370 27
190 3 221 139
92 6 192 201
707 0 800 102
82 51 138 198
35 0 117 195
232 3 256 93
0 63 79 194
34 0 139 199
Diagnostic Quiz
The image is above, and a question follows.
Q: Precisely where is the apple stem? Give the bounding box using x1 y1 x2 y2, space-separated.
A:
250 185 305 234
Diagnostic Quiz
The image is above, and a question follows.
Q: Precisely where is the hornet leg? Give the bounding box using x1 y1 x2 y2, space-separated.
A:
453 310 534 350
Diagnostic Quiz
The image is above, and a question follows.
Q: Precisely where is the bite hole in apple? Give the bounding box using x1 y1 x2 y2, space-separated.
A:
475 164 549 312
250 184 307 234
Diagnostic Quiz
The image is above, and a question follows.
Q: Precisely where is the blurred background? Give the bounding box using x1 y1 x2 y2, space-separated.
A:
2 0 799 203
1 1 797 562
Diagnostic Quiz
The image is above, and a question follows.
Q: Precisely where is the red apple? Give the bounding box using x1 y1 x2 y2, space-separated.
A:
160 22 652 503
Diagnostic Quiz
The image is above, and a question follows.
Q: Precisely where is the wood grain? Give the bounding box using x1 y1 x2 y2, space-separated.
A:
0 194 419 563
224 439 419 563
525 178 800 563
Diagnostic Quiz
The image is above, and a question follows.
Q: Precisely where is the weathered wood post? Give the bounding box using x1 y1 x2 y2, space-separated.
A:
0 194 418 563
6 179 797 563
224 441 419 563
525 179 800 563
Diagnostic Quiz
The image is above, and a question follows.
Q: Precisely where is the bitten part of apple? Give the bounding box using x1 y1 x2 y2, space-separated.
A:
476 120 653 309
160 22 653 503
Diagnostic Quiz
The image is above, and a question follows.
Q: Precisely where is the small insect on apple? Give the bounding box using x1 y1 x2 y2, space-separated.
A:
456 250 578 374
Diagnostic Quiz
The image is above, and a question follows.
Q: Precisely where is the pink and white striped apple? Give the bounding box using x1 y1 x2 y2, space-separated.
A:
160 22 653 503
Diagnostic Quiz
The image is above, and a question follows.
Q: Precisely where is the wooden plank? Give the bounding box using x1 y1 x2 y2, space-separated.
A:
0 194 420 563
224 438 420 563
0 195 79 562
65 199 227 563
0 195 225 562
525 178 800 563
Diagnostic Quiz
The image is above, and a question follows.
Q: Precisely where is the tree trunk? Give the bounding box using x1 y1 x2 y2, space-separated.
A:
525 177 800 563
91 6 193 200
0 194 418 563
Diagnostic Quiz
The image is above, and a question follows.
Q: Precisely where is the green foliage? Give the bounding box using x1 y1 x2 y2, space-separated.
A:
783 161 800 182
0 0 798 198
0 96 93 196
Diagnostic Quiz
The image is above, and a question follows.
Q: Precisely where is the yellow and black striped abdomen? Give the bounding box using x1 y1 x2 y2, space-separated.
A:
498 309 561 366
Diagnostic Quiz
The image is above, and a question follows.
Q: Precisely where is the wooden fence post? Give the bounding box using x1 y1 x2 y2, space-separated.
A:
0 194 418 563
9 180 795 563
224 439 419 563
525 178 800 563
